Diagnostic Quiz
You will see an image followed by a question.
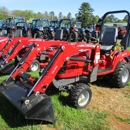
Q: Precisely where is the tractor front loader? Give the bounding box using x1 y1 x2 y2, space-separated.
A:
0 42 100 123
0 36 71 74
0 37 10 53
0 37 41 74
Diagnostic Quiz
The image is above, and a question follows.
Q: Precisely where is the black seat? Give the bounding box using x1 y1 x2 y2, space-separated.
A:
54 28 63 40
100 27 118 51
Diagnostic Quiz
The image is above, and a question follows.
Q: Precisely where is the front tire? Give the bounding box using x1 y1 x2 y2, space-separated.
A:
108 61 130 88
29 60 40 72
69 83 92 108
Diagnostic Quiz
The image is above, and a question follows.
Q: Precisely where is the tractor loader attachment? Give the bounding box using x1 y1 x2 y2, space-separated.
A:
0 40 22 74
0 42 100 123
0 37 42 74
0 43 56 123
0 37 69 74
0 81 56 123
0 37 8 51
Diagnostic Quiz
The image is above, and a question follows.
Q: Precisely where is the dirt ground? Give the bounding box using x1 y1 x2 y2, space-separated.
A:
87 79 130 130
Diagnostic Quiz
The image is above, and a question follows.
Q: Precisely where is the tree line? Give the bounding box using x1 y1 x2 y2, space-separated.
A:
0 2 128 28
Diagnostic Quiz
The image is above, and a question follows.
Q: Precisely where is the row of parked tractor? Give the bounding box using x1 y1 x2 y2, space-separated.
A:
0 10 129 124
0 17 99 42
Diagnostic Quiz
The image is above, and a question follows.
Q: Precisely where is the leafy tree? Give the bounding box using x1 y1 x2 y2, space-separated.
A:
63 16 67 19
0 14 4 19
93 15 99 24
49 11 55 20
58 12 63 20
12 10 24 17
43 11 49 19
37 12 44 19
0 6 10 19
53 16 58 20
123 15 128 22
71 17 75 21
24 10 34 20
89 14 95 24
77 2 94 28
67 12 72 19
105 15 118 23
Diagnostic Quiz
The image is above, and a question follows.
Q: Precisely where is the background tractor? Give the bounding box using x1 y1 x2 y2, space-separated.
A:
1 17 26 37
113 23 127 39
31 18 55 39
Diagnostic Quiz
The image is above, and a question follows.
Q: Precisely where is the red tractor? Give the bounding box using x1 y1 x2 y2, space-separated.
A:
95 10 130 88
0 10 130 123
0 37 44 74
0 41 99 123
113 23 127 39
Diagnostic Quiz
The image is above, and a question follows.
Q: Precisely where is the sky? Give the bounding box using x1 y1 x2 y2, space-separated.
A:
0 0 130 19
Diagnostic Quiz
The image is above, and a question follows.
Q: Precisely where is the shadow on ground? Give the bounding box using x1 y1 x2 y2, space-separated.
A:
91 77 114 88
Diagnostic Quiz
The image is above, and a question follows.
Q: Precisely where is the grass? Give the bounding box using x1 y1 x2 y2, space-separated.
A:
49 91 110 130
115 115 130 124
0 72 111 130
0 71 129 130
124 92 130 98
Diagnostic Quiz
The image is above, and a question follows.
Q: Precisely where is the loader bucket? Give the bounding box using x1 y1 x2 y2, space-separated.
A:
0 79 56 123
0 59 15 74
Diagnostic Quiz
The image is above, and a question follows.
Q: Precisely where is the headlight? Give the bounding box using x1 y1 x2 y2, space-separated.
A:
39 26 43 30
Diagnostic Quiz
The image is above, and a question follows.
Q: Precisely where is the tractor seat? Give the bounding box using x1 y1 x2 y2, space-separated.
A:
54 28 63 40
100 27 118 51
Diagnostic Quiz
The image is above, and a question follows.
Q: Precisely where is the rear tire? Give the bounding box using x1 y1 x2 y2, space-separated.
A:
69 83 92 108
70 32 78 42
33 31 43 38
50 31 55 39
63 31 68 41
108 61 130 88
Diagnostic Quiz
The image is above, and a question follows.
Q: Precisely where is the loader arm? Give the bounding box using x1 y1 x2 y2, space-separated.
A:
0 37 37 58
3 39 69 63
0 38 11 53
27 43 100 94
11 41 70 77
0 37 8 52
0 38 19 57
4 40 33 62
